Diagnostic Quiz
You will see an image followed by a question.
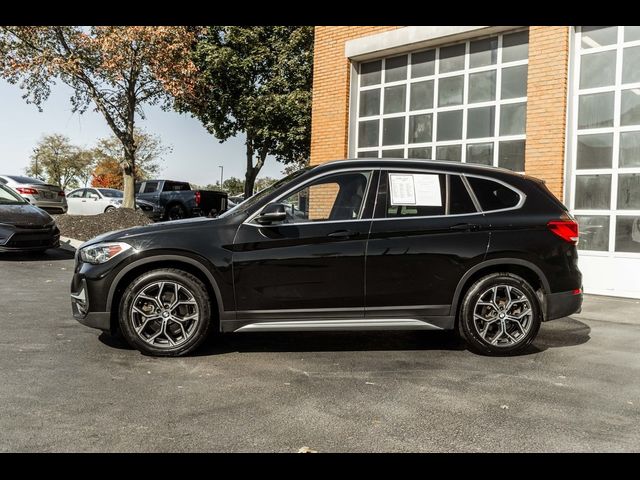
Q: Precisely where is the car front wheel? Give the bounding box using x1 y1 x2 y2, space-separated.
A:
118 268 213 356
459 273 541 355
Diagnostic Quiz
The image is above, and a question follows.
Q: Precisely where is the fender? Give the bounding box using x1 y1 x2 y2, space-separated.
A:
106 254 226 320
449 258 551 316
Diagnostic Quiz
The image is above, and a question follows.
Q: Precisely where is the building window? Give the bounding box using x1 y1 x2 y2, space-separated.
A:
354 29 529 171
571 26 640 254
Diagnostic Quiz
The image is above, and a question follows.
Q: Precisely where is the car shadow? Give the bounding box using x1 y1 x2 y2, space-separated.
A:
0 247 75 262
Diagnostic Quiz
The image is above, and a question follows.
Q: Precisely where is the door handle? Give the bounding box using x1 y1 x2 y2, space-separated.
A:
327 230 357 239
450 223 480 231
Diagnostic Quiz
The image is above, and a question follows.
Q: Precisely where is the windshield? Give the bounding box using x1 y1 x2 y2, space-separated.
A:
0 184 27 205
6 175 45 184
217 168 311 218
98 189 123 198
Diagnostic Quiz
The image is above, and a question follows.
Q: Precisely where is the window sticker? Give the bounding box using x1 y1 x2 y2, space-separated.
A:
389 173 442 206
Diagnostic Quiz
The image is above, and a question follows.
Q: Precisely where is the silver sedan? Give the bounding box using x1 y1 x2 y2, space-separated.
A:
0 175 68 214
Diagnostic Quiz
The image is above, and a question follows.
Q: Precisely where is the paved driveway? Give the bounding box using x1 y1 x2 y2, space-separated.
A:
0 248 638 452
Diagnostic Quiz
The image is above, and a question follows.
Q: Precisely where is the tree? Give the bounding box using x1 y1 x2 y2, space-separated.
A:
221 177 245 195
0 26 197 208
254 177 278 193
173 26 313 198
25 134 94 190
91 130 166 189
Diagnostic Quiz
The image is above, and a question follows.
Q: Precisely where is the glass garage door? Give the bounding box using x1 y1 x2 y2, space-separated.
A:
570 26 640 298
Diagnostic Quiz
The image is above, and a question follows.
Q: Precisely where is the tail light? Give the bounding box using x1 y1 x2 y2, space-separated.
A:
547 220 579 244
16 187 39 195
195 191 201 206
58 191 65 197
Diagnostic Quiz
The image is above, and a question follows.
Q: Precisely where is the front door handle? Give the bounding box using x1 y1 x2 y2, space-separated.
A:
450 223 481 231
327 230 357 239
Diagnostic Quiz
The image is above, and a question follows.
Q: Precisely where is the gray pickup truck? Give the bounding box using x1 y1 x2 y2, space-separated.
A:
135 180 228 221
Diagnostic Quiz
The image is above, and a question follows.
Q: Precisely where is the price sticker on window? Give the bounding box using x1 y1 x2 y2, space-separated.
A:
389 173 442 206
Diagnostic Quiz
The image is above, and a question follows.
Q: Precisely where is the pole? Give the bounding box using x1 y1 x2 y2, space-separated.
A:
219 165 224 189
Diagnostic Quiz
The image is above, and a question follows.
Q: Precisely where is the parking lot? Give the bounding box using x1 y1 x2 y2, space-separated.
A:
0 247 638 452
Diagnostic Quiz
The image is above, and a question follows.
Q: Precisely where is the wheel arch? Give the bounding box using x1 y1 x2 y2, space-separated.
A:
106 254 224 334
450 258 550 318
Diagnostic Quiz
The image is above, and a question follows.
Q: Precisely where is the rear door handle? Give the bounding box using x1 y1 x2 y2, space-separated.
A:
327 230 357 239
450 223 481 231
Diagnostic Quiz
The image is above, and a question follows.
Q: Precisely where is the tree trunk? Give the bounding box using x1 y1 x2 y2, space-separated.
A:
122 151 136 209
244 141 256 199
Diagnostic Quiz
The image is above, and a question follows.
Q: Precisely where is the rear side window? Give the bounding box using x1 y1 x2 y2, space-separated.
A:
386 173 447 217
467 176 520 211
449 175 476 214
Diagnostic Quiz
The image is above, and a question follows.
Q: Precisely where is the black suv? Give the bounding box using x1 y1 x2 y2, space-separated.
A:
71 159 582 356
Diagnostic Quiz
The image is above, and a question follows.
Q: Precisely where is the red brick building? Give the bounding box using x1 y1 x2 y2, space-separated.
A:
309 26 640 298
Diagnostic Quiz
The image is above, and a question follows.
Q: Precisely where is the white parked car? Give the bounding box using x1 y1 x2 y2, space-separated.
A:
66 188 125 215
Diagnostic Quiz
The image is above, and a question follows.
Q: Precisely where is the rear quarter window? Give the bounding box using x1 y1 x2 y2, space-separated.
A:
467 176 521 211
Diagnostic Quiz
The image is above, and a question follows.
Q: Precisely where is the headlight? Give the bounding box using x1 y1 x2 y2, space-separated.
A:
79 242 132 265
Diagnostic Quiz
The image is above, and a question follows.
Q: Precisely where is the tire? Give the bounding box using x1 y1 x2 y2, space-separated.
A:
104 206 116 213
458 273 541 356
118 268 213 357
165 204 186 221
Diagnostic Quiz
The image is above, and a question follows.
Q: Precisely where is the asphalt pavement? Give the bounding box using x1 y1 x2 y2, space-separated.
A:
0 248 638 452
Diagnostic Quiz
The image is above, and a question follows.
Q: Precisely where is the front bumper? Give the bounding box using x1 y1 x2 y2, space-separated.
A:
545 289 583 321
71 277 111 331
0 225 60 252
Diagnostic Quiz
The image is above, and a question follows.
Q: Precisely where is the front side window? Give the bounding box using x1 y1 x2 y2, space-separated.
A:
355 29 529 171
142 182 159 194
270 171 371 224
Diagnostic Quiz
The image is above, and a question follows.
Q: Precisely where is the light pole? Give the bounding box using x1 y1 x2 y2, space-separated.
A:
218 165 224 189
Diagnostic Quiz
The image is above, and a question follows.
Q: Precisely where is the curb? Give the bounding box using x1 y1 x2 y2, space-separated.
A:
60 236 83 251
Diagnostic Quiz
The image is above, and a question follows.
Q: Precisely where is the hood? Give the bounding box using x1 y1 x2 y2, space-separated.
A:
0 204 54 227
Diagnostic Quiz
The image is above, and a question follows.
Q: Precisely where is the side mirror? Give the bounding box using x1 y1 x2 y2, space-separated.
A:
255 203 287 225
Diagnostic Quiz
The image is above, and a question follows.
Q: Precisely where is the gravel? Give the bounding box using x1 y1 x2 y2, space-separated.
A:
53 208 153 242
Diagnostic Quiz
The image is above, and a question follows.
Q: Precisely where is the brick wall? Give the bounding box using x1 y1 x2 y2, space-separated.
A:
524 26 570 199
310 26 399 166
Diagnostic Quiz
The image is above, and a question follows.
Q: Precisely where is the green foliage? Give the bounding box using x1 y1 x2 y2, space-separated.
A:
175 26 314 197
25 134 95 190
93 130 167 180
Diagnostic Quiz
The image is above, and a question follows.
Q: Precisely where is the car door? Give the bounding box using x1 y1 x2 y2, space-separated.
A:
84 188 104 215
231 169 377 323
66 189 86 215
365 169 490 322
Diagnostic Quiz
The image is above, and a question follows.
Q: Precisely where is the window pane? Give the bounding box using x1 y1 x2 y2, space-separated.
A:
411 50 435 78
577 133 613 169
359 89 380 117
500 102 526 135
467 176 520 211
381 149 404 158
467 143 494 165
409 114 433 143
498 140 525 171
581 26 618 48
625 26 640 42
615 216 640 253
410 80 434 111
439 44 465 73
580 51 616 88
468 70 496 103
576 215 610 251
621 89 640 126
358 120 379 148
436 110 463 141
467 106 495 139
470 37 497 68
449 174 477 214
620 131 640 167
617 174 640 209
357 150 379 158
575 174 611 209
501 65 528 99
361 60 382 86
438 75 464 107
385 55 408 83
384 85 406 114
436 145 462 161
385 174 446 217
382 117 405 146
502 31 529 62
622 46 640 84
578 92 614 129
302 172 371 223
408 147 432 159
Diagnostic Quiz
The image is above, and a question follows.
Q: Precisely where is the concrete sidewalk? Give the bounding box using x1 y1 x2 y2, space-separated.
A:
573 294 640 326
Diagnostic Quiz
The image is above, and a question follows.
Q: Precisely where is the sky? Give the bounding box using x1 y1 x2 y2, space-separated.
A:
0 79 284 186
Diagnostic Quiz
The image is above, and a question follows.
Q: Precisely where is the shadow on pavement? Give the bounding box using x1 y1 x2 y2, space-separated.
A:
0 247 74 262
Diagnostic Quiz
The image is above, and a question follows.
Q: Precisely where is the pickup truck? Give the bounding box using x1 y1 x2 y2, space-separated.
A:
135 180 228 221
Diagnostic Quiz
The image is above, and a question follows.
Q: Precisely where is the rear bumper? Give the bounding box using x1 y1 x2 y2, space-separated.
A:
545 289 583 321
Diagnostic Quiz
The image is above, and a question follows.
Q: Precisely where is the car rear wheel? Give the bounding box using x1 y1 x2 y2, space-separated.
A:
459 273 541 355
104 206 117 213
165 204 186 221
118 269 213 357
